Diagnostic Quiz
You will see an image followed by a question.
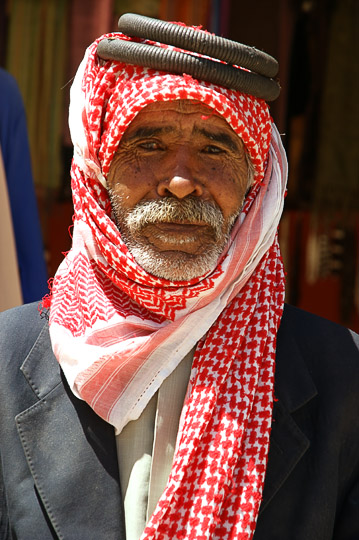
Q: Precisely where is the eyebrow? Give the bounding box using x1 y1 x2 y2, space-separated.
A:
193 126 240 152
123 125 174 141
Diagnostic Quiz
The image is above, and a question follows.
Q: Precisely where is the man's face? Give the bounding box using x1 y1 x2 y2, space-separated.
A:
107 100 250 281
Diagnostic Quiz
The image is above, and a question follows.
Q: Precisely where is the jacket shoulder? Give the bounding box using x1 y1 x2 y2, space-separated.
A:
280 304 359 358
0 302 49 369
278 304 359 401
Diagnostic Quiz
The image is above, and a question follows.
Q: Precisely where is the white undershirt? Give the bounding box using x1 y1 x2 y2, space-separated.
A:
116 350 194 540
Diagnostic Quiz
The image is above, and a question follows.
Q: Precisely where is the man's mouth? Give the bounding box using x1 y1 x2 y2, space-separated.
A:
141 220 214 240
147 221 208 233
139 221 217 252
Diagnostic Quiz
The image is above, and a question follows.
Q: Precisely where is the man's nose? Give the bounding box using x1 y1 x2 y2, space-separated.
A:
157 152 204 199
157 175 204 198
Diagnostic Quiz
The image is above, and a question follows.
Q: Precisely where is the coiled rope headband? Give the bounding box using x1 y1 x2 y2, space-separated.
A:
97 13 281 102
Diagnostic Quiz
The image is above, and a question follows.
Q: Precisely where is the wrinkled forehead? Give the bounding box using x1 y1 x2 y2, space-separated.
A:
134 98 217 116
121 99 244 147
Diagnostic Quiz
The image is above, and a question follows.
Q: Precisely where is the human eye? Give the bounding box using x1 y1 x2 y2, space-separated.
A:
201 144 226 155
137 140 164 152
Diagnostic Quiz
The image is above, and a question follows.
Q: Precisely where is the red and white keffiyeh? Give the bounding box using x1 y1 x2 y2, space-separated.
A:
48 29 287 540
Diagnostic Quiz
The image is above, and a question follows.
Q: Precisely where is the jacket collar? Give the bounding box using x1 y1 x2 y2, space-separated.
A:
259 305 318 514
16 320 125 539
274 305 318 413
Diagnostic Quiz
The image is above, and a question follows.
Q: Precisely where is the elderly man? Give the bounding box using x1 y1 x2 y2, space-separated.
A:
0 14 358 540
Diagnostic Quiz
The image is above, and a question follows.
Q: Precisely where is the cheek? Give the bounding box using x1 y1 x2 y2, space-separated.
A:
207 161 248 218
108 155 141 186
107 156 153 208
215 187 244 218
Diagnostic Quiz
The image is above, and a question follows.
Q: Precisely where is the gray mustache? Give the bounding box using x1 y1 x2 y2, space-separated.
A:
125 197 224 233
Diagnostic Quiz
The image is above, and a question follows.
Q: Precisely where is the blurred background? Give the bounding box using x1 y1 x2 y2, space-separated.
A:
0 0 358 330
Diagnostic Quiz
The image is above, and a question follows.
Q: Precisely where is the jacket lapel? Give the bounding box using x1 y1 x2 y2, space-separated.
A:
15 323 125 539
259 307 317 514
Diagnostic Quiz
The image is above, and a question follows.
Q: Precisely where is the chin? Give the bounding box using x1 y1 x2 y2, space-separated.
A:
130 245 222 281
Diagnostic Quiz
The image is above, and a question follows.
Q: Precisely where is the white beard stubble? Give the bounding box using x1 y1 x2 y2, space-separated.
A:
108 193 241 281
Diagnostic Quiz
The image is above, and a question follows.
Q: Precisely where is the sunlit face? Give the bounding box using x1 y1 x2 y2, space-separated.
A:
107 100 251 281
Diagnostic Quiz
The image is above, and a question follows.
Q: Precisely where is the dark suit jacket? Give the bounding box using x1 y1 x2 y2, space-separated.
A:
0 303 358 539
